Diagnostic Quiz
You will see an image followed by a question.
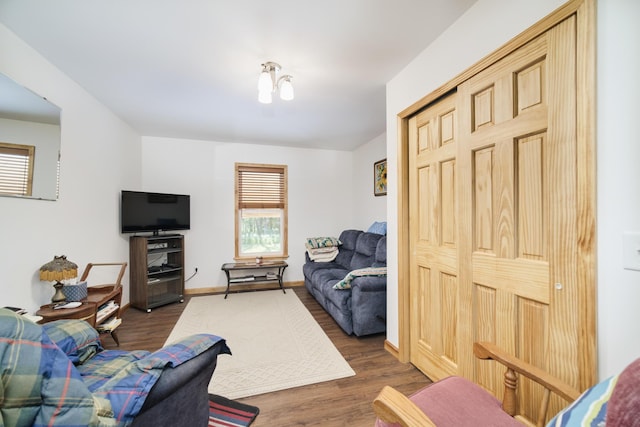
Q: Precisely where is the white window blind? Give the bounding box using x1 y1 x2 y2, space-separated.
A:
236 164 286 209
0 143 34 196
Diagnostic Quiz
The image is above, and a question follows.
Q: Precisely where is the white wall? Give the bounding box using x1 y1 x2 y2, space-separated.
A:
386 0 640 379
0 23 141 312
596 0 640 379
141 135 385 290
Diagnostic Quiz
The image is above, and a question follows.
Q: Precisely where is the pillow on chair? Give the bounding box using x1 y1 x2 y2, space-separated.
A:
548 358 640 427
43 319 103 365
546 375 616 426
606 358 640 427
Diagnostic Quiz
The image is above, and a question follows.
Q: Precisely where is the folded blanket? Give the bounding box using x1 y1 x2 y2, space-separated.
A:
304 236 341 250
78 334 227 425
333 267 387 290
305 236 341 262
307 246 339 262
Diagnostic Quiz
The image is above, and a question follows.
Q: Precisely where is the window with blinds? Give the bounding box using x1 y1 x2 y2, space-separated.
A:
235 163 288 259
0 142 35 197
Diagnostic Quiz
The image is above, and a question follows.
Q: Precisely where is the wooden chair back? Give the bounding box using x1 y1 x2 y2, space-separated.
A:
80 262 127 326
80 262 127 290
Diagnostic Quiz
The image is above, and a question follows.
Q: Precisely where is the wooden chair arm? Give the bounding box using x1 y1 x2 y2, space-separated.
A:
373 385 436 427
473 342 581 402
373 343 582 427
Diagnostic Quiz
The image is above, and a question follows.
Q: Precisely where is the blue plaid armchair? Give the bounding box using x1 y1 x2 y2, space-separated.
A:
0 308 231 426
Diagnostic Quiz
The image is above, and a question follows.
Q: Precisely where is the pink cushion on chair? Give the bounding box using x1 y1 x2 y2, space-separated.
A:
375 376 522 427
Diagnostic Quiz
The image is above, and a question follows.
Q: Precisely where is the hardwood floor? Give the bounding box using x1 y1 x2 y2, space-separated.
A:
105 286 429 427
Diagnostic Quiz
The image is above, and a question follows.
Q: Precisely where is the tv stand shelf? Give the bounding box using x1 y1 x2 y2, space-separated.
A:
130 235 185 312
148 247 182 255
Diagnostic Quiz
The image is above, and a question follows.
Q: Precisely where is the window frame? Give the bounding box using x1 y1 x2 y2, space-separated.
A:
0 142 35 197
234 162 288 260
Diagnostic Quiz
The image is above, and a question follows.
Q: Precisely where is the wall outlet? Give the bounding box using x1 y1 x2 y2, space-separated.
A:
623 232 640 271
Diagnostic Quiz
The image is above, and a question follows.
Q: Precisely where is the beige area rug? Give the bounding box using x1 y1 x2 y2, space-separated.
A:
164 290 355 399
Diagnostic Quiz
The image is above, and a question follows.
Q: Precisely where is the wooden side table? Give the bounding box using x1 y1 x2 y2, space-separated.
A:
36 302 96 325
221 261 288 299
36 263 126 347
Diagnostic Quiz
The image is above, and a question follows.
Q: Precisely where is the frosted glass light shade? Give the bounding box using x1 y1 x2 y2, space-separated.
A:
279 77 294 101
258 89 273 104
258 70 273 93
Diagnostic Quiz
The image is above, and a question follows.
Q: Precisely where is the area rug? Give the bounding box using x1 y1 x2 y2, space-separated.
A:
209 394 259 427
164 290 355 399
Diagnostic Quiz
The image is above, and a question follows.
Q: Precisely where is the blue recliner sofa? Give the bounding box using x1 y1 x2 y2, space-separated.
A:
303 229 386 336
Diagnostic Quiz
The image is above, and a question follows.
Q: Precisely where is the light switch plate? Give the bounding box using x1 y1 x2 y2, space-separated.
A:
623 232 640 271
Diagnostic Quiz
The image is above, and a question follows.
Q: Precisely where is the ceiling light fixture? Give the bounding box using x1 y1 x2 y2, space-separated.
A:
258 61 294 104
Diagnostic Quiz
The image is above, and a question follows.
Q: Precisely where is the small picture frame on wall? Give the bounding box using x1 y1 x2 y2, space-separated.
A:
374 158 387 197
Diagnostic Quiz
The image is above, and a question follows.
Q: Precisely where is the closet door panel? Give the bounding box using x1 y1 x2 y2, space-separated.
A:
409 94 460 381
458 16 579 422
406 12 594 425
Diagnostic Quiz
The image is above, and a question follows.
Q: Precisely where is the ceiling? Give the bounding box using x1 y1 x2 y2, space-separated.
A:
0 0 476 151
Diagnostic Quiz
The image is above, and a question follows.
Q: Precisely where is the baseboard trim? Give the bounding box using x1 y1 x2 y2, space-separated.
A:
384 340 400 360
184 280 304 296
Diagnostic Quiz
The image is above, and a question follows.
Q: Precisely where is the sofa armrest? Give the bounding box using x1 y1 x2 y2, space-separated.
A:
132 340 231 426
350 276 387 336
350 275 387 293
139 339 230 408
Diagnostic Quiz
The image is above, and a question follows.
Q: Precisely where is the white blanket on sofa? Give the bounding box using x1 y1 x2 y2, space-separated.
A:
307 246 339 262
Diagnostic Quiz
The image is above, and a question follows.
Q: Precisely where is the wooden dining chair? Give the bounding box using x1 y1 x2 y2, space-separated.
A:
373 342 583 427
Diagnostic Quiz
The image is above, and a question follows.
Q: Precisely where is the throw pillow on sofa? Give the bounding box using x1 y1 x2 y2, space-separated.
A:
367 221 387 235
305 236 342 249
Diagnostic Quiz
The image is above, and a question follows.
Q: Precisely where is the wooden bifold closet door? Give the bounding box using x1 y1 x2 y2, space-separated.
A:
406 6 595 424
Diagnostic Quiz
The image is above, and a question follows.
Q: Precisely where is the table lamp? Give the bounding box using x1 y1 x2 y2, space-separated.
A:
39 255 78 303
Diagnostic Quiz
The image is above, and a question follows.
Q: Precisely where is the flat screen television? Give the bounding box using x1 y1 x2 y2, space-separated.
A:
120 190 190 234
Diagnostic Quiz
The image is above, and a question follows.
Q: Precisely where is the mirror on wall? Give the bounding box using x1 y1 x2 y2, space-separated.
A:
0 73 61 201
